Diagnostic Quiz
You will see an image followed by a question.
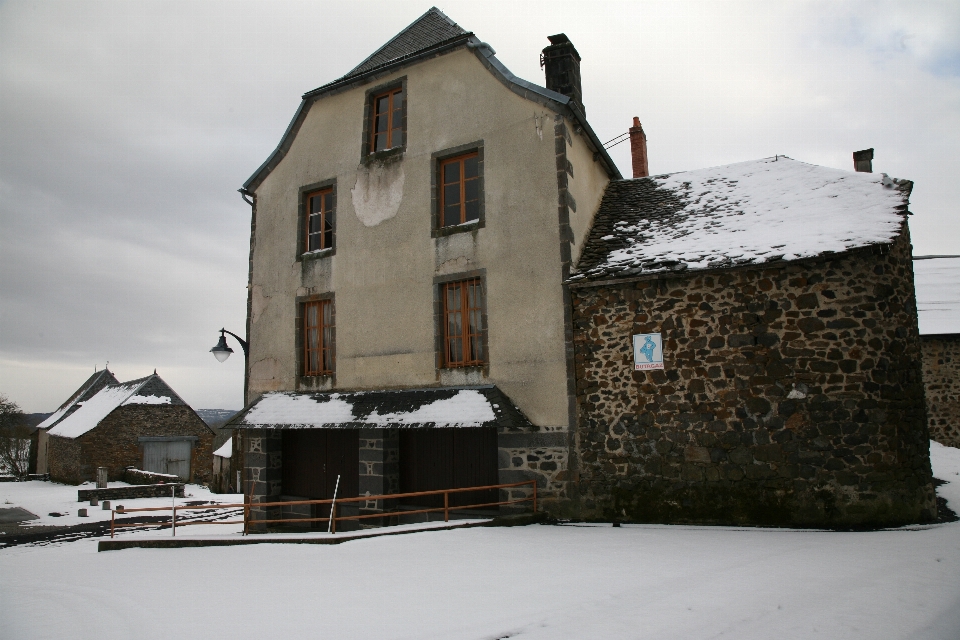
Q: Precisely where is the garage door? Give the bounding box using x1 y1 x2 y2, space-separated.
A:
143 440 192 480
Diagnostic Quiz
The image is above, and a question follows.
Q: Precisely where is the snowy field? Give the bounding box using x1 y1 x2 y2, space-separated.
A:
1 442 959 640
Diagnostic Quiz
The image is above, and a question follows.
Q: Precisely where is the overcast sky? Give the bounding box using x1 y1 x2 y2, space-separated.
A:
1 0 958 413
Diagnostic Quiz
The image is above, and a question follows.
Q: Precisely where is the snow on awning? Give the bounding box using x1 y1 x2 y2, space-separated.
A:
231 386 532 430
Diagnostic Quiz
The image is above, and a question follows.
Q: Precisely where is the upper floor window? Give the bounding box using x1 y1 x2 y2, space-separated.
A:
440 153 480 227
305 188 334 253
441 279 484 367
370 87 404 153
304 299 334 375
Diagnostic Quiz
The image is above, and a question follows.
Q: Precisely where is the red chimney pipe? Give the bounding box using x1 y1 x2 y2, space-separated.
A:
629 117 648 178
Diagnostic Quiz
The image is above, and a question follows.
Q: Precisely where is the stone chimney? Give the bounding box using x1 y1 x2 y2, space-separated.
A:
542 34 584 116
853 148 874 173
629 117 649 178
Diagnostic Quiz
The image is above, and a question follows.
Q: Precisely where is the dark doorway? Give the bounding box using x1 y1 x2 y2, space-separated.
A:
398 427 499 509
281 430 359 501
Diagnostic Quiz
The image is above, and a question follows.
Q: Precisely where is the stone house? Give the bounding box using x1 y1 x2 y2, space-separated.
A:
567 154 936 527
232 7 935 528
231 7 618 525
914 255 960 448
37 370 214 485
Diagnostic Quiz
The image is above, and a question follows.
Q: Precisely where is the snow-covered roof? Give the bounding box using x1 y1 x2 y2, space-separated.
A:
47 383 142 439
213 437 233 459
232 386 532 430
914 256 960 335
46 374 189 439
572 157 912 283
37 368 119 430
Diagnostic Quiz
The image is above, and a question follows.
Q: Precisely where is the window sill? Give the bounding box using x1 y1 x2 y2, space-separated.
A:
297 375 334 391
301 248 334 262
438 366 487 386
361 146 405 166
434 219 483 239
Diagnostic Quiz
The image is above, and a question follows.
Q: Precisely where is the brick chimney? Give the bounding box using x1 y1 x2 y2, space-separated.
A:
853 148 874 173
542 34 584 116
630 117 649 178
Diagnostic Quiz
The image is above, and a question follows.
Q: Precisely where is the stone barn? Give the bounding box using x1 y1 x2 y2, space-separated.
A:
568 156 937 528
914 255 960 449
38 371 214 485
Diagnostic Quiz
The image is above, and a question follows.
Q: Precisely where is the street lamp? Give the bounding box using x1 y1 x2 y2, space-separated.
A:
210 328 248 363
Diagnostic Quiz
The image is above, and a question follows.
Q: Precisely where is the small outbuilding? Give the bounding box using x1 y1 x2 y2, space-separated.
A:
569 156 936 528
36 370 214 485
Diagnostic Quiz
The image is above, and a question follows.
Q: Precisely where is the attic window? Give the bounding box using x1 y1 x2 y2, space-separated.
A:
370 86 404 153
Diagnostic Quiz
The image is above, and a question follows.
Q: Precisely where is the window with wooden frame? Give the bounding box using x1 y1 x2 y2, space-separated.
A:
369 86 404 153
303 299 334 376
439 153 480 227
304 188 334 253
441 279 484 367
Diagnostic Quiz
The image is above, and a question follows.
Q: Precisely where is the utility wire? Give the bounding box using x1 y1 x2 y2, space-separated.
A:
602 131 629 147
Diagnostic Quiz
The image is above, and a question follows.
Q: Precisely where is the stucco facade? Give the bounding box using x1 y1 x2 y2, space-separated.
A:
246 47 609 430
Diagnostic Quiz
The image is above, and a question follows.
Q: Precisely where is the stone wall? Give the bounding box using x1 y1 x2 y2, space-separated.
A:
921 335 960 448
570 229 936 527
497 430 568 514
78 483 184 502
68 405 214 485
48 435 83 484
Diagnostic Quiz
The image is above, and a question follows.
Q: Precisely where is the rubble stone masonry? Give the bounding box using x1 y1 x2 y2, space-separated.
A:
570 228 936 527
921 335 960 448
49 406 213 485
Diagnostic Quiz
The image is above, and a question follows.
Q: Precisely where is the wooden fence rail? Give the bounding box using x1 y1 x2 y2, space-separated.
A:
110 480 537 538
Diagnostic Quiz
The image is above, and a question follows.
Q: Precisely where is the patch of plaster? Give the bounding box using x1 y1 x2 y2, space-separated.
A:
250 358 282 392
251 285 271 324
436 256 472 275
351 161 405 227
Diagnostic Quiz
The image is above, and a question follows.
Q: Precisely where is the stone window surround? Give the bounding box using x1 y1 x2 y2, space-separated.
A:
431 140 485 238
433 269 489 376
296 178 337 263
295 291 336 387
360 76 408 164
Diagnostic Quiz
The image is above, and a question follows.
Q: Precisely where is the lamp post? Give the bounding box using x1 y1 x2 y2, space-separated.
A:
210 328 248 362
210 327 249 502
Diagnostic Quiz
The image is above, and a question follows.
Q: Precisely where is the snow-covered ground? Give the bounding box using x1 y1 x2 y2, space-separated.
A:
0 480 241 530
1 443 959 640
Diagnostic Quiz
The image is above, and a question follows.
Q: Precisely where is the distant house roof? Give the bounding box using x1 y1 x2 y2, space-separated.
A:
36 368 119 431
914 256 960 335
571 157 912 285
242 8 620 192
230 386 532 430
46 374 190 440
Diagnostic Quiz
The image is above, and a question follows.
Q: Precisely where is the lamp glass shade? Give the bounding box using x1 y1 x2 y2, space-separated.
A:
210 335 234 363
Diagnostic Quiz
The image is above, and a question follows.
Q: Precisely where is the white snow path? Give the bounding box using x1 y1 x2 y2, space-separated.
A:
1 443 958 640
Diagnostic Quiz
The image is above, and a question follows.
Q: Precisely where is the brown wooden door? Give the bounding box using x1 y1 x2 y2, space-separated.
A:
281 430 359 500
399 428 498 508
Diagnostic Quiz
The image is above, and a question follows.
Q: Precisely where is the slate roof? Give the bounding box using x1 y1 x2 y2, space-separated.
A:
913 256 960 335
343 7 467 79
230 386 533 430
571 157 912 285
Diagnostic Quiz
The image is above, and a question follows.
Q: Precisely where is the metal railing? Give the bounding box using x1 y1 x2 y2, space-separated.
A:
110 480 536 538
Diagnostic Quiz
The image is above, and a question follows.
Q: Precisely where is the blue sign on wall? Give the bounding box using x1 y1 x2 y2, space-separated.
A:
633 333 664 370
